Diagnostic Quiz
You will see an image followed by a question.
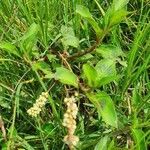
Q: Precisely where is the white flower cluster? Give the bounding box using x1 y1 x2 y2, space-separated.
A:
63 95 79 149
27 92 48 117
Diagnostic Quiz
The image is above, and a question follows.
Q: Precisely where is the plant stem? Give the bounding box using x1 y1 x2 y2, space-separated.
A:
26 56 59 120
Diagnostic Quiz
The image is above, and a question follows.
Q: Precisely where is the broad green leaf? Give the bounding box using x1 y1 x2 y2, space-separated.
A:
95 59 116 79
132 88 142 107
0 42 20 57
61 25 75 37
96 44 124 59
82 60 117 87
20 23 39 53
61 25 79 49
32 61 53 78
108 139 115 150
116 58 127 67
109 9 128 27
76 5 92 18
55 67 78 87
82 63 99 87
132 129 147 150
21 23 39 42
47 54 57 62
80 53 94 61
94 136 108 150
112 0 129 11
103 0 129 28
99 75 118 87
0 99 10 109
76 5 102 37
87 91 118 127
61 36 79 49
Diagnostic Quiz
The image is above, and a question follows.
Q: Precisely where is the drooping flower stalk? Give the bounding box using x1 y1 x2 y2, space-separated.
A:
63 95 79 149
27 92 48 117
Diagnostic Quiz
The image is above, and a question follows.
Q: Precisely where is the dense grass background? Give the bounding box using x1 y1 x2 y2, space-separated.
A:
0 0 150 149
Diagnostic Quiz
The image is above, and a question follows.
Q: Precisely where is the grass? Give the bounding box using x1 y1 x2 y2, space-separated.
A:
0 0 150 150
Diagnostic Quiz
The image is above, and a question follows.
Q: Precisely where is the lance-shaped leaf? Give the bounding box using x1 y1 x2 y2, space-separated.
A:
82 63 99 87
112 0 129 11
96 44 124 59
32 61 53 79
61 25 79 49
76 5 102 37
0 42 20 57
95 59 117 86
132 129 147 150
94 136 109 150
103 0 129 28
87 91 118 127
55 67 78 88
20 23 39 54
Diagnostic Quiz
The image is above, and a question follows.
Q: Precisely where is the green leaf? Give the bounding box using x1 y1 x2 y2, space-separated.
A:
76 5 92 18
96 44 124 59
82 60 117 87
61 36 79 49
95 59 116 79
0 99 11 109
112 0 129 11
103 0 129 28
20 23 39 53
82 63 99 87
116 58 127 67
61 25 79 49
76 5 102 37
32 61 53 79
132 129 147 150
99 75 118 87
55 67 78 87
109 9 128 27
0 42 20 57
87 91 118 127
94 136 108 150
132 88 142 107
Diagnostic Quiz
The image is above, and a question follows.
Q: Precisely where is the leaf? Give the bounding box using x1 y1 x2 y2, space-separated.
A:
76 5 92 18
61 25 79 49
132 129 147 150
116 58 127 67
21 23 39 42
94 136 108 150
87 91 118 127
20 23 39 53
103 0 129 28
80 53 94 61
0 99 11 109
0 42 20 57
32 61 53 78
76 5 102 37
47 54 57 62
82 63 99 87
82 60 117 87
99 75 118 87
61 36 79 49
109 9 128 27
95 59 116 79
112 0 129 11
96 44 124 59
55 67 78 88
132 88 142 107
